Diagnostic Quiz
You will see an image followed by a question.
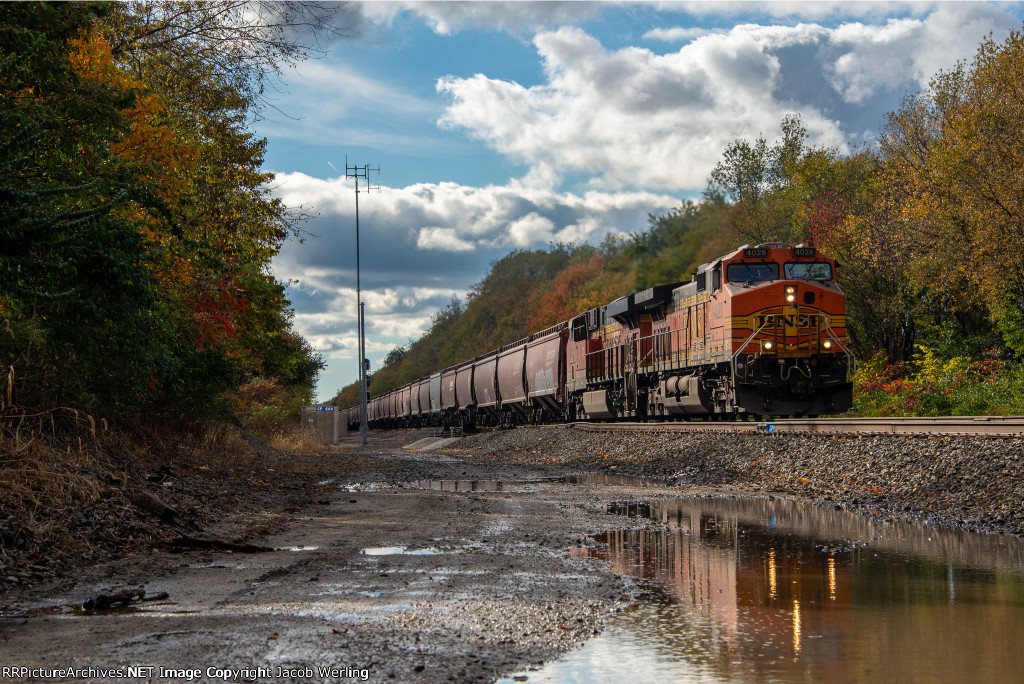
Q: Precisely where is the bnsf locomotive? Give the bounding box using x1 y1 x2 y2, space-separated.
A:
344 243 853 430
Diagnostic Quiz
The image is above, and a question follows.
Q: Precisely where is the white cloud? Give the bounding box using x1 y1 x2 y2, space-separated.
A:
416 226 476 252
437 6 1017 192
643 26 729 42
271 172 679 264
437 25 846 191
825 4 1014 103
361 1 604 35
503 212 556 247
413 286 465 300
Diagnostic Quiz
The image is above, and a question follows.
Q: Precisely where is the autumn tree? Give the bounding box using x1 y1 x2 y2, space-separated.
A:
526 249 632 330
1 1 334 418
0 2 172 411
879 28 1024 356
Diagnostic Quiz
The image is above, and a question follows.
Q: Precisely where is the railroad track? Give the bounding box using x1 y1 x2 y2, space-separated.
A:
570 415 1024 438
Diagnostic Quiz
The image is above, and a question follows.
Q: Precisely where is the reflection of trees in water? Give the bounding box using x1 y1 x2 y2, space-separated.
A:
576 497 1024 682
609 496 1024 572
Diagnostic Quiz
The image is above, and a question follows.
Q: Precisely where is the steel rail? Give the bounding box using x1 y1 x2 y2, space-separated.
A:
569 416 1024 438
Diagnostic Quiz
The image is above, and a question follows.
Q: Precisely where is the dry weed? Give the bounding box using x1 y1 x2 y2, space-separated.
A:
267 426 328 454
1 421 108 512
1 413 367 579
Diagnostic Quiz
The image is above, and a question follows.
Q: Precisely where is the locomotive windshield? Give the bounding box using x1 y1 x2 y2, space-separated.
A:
727 262 779 283
785 262 833 281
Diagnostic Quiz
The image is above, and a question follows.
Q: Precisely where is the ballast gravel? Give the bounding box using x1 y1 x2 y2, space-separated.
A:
461 425 1024 536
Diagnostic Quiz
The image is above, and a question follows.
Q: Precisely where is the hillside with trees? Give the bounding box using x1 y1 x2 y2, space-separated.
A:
335 26 1024 416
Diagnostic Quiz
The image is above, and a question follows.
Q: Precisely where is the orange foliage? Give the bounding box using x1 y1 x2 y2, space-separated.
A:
68 31 249 353
69 32 196 209
527 253 631 329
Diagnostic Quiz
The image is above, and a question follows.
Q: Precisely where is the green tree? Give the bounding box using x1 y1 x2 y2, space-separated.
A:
705 114 808 245
0 2 172 411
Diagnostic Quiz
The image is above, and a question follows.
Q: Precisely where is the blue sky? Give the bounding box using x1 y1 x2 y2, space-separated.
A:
258 1 1024 400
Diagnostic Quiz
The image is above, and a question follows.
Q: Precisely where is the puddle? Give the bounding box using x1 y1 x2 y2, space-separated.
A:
405 479 555 492
22 599 180 618
562 473 669 487
340 483 390 492
505 496 1024 683
360 546 443 556
403 474 670 491
408 480 510 492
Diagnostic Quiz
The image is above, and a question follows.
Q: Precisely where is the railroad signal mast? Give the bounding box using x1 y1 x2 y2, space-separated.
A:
346 157 380 446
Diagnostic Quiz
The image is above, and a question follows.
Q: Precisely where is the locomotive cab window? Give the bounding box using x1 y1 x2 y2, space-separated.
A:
726 262 779 283
784 262 833 281
712 266 722 291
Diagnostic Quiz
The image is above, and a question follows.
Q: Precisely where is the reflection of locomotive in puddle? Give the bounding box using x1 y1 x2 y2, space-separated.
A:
574 497 1024 681
578 500 852 671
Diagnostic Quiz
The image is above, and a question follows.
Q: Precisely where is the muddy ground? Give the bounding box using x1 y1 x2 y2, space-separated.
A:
1 426 1021 683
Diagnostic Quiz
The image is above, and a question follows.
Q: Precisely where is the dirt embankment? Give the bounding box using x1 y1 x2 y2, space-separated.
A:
461 425 1024 536
0 422 357 592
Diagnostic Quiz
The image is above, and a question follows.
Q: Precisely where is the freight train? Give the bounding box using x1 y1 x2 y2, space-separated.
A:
343 243 853 431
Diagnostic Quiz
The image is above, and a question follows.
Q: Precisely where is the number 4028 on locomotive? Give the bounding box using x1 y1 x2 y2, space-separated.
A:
568 242 854 421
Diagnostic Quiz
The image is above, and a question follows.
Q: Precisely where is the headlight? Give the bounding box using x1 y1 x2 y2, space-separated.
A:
763 340 774 351
785 286 795 294
823 340 833 350
786 294 796 303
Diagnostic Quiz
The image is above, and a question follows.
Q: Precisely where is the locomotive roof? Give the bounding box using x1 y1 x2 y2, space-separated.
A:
692 243 825 280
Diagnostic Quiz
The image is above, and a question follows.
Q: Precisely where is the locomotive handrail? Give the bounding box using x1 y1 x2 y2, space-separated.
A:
822 318 858 378
634 328 685 372
585 342 627 382
634 339 656 368
731 317 773 372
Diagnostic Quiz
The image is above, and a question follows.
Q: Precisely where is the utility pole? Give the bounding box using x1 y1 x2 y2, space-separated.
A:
346 157 380 446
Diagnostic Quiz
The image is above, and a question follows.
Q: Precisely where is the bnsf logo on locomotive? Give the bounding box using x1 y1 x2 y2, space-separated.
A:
756 314 817 328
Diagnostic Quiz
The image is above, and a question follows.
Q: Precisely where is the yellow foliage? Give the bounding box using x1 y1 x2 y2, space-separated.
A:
879 28 1024 326
912 345 970 385
68 32 197 209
